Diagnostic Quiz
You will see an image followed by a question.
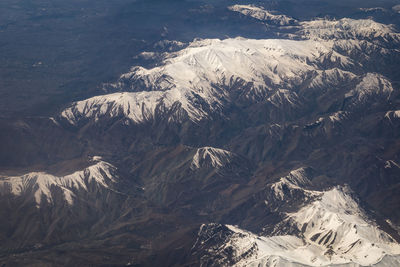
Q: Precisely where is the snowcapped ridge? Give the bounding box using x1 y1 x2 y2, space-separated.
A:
359 7 386 13
119 37 334 95
229 4 400 43
287 186 400 266
309 68 356 89
61 89 200 124
228 5 297 26
0 158 116 206
266 89 301 109
299 18 400 42
328 111 349 123
60 10 399 126
269 168 317 201
60 38 345 125
209 215 400 266
191 147 234 169
194 168 400 266
345 73 393 106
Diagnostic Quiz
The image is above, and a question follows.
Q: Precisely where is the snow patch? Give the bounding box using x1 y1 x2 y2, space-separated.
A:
385 110 400 120
49 117 60 126
191 147 234 169
359 7 386 12
384 160 400 169
327 111 349 123
134 51 157 60
267 89 301 108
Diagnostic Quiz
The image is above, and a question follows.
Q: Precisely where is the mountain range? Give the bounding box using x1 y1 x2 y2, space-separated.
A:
0 2 400 266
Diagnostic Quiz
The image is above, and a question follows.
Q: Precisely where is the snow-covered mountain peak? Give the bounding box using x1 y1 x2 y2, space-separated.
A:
299 18 400 42
0 160 116 206
191 147 234 169
277 168 312 187
59 13 398 127
195 186 400 266
310 68 357 89
289 186 362 226
228 5 399 43
228 5 297 26
345 73 393 105
61 89 203 125
286 186 400 266
62 37 348 125
126 37 333 91
269 168 318 201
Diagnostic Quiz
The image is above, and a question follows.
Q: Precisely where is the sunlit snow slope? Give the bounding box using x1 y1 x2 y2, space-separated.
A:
194 184 400 266
60 11 399 126
228 5 297 26
61 38 342 124
191 147 235 169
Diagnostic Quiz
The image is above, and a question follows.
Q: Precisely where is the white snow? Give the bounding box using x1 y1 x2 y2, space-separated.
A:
60 14 399 126
0 160 116 206
228 5 297 25
299 18 400 42
61 89 199 124
62 37 345 125
134 51 157 60
202 186 400 266
267 89 301 108
384 160 400 169
327 111 349 123
288 186 400 266
153 40 186 51
191 147 234 169
230 5 399 42
359 7 386 12
49 117 60 126
196 166 400 266
385 110 400 120
345 73 393 103
124 37 334 93
270 168 318 201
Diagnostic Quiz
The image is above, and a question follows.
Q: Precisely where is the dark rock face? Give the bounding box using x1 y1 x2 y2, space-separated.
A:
1 1 400 266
